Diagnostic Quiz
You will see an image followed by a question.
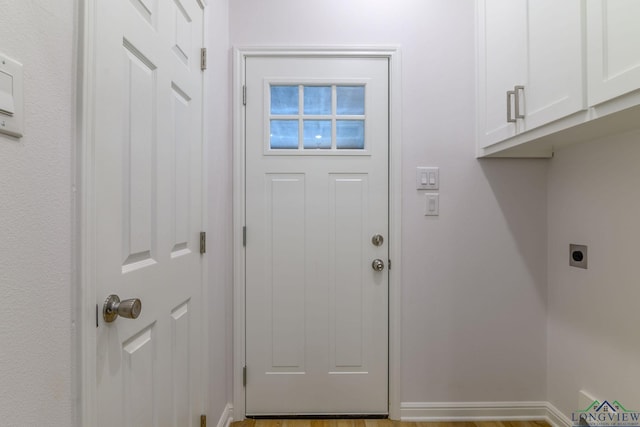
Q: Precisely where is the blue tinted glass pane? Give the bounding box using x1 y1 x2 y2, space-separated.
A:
304 86 332 115
270 120 299 149
271 86 299 115
303 120 332 149
337 86 365 115
336 120 364 149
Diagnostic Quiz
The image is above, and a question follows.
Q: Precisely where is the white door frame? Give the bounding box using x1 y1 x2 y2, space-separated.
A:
75 1 210 425
232 46 403 420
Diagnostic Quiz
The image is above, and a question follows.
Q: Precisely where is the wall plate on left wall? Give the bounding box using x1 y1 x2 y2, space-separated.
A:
0 53 24 138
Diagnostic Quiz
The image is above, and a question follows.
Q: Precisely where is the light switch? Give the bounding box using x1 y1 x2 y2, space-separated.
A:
425 193 439 216
0 71 15 115
416 167 439 190
0 53 24 138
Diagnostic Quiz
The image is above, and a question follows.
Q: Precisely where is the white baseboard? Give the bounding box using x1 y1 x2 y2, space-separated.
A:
224 400 570 427
400 401 572 426
216 403 234 427
546 402 573 427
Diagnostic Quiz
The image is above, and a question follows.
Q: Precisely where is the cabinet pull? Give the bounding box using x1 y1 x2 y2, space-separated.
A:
507 90 516 123
514 85 525 119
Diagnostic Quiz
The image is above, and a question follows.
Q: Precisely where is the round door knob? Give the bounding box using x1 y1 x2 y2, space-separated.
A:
103 295 142 323
372 259 385 272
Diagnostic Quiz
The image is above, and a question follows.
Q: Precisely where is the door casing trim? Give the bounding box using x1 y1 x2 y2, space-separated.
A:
76 1 210 425
233 46 403 420
77 2 97 425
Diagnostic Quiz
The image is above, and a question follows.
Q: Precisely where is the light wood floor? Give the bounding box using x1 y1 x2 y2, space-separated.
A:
232 419 551 427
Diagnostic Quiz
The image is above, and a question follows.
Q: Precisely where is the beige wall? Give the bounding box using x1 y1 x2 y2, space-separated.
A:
547 130 640 415
0 1 75 425
8 1 637 423
229 0 549 404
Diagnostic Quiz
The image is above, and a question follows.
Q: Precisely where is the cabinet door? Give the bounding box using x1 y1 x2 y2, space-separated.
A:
477 0 527 149
524 0 585 131
587 0 640 106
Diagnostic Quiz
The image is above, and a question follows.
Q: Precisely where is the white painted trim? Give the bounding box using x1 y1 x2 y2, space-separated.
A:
401 401 548 421
71 0 83 425
232 45 403 420
216 403 235 427
232 46 247 421
546 402 573 427
78 0 98 425
400 401 573 426
200 0 210 420
387 47 403 421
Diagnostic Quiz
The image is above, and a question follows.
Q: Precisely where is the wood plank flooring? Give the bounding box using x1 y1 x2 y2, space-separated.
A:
232 419 551 427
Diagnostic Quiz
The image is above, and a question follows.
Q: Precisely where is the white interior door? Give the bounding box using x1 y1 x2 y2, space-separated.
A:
92 0 205 425
245 56 389 415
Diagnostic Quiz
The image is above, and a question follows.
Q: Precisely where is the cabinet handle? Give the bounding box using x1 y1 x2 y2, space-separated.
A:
514 85 525 119
507 90 516 123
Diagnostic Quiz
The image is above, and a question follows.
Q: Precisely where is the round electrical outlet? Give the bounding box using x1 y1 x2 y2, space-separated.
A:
569 244 588 269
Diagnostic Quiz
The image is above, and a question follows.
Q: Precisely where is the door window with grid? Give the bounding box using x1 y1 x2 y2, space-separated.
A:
268 84 367 153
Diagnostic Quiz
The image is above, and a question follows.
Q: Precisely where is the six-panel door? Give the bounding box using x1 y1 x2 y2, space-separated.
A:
93 0 205 425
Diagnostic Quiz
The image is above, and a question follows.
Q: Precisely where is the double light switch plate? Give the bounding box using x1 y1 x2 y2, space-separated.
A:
416 167 439 190
0 52 24 138
417 167 440 216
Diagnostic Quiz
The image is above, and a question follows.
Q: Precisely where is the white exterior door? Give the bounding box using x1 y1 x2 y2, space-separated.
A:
244 56 389 415
92 0 205 425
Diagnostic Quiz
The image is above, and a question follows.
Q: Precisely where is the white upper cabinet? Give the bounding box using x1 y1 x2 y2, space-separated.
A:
477 0 640 157
477 0 585 151
525 0 585 130
587 0 640 106
477 0 527 147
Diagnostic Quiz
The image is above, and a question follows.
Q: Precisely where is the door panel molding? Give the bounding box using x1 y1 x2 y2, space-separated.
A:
232 46 403 420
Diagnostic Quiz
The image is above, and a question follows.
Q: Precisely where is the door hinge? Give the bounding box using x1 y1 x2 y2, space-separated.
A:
242 226 246 247
201 415 207 427
96 304 99 327
243 365 247 386
200 48 207 71
388 259 392 270
200 231 206 254
242 85 247 106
